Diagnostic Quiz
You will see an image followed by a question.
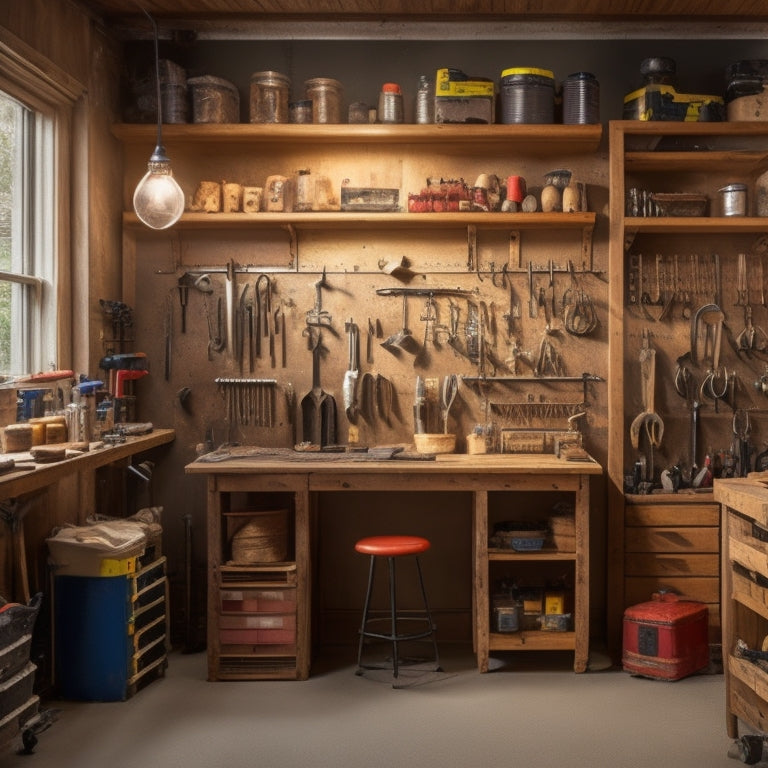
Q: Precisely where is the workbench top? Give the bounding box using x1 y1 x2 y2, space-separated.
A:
0 428 175 500
185 446 603 477
714 475 768 527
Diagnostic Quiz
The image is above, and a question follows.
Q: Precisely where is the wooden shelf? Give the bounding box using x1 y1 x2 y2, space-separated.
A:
123 210 597 232
622 215 768 233
113 122 603 153
488 549 576 561
625 150 768 174
489 630 576 651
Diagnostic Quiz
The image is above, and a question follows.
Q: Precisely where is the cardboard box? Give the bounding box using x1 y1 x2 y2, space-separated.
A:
434 67 494 124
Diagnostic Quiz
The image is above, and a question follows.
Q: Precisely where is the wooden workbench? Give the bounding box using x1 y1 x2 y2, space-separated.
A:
0 429 175 603
714 476 768 739
187 449 602 680
0 429 176 502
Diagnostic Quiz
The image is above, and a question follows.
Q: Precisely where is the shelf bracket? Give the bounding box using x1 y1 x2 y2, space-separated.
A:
467 224 477 274
509 230 521 269
283 224 298 271
582 222 595 272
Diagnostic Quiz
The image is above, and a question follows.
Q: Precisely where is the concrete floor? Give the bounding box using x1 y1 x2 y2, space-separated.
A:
2 646 747 768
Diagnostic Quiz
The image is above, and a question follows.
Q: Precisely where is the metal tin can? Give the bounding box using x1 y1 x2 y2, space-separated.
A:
304 77 343 124
562 72 600 125
378 82 404 124
288 99 313 124
249 70 291 124
719 183 748 216
500 67 555 124
188 75 240 123
347 101 370 124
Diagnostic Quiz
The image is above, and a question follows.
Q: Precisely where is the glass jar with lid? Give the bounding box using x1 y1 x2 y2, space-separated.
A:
304 78 343 124
250 71 291 123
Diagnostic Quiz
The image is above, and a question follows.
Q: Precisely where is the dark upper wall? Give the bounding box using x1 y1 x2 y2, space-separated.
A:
122 37 768 125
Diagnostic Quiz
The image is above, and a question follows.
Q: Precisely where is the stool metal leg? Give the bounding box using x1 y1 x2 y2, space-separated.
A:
356 554 377 675
389 556 399 678
414 555 441 673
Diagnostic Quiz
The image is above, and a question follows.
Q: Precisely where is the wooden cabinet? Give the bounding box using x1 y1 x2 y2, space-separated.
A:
205 473 310 681
620 497 721 642
472 467 595 673
714 478 768 739
607 121 768 656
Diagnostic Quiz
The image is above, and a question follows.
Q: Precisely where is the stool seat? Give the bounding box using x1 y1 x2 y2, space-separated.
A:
355 535 431 558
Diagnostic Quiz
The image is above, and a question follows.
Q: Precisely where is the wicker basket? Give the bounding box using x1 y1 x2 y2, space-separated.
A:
413 433 456 454
230 510 289 563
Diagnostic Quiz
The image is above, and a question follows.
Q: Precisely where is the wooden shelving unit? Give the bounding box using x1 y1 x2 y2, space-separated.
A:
205 473 311 681
129 121 606 680
606 120 768 659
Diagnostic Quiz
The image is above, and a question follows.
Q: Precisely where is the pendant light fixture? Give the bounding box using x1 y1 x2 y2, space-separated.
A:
132 9 185 230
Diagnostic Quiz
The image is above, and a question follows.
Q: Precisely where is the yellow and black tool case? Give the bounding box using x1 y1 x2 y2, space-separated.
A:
623 83 725 122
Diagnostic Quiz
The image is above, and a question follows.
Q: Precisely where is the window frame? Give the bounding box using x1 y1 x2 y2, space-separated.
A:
0 33 79 375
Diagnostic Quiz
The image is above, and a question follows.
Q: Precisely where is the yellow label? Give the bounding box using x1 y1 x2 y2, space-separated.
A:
99 556 137 576
436 68 494 98
545 592 565 615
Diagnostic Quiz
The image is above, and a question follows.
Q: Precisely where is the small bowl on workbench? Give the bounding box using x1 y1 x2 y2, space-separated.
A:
650 192 708 217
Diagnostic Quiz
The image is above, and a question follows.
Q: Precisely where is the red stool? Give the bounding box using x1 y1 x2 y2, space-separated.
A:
354 535 440 681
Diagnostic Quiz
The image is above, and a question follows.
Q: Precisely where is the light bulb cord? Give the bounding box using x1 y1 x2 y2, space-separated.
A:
141 5 165 158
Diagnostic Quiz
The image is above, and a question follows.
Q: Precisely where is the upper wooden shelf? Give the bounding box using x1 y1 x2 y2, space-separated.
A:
625 150 768 174
613 120 768 173
622 216 768 233
112 122 603 153
123 210 597 231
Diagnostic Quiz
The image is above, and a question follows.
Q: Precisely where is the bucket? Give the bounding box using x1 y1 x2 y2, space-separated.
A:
500 67 555 124
562 72 600 124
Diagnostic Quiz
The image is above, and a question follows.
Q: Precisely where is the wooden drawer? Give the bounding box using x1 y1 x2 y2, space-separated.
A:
625 526 719 553
625 552 719 577
729 654 768 734
729 511 768 580
626 503 720 527
220 613 296 630
731 564 768 619
220 587 297 613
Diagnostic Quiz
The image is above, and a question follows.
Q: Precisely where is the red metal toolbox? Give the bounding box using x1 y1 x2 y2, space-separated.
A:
622 593 709 680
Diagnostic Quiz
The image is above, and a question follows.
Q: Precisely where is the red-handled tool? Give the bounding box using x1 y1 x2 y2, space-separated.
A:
99 353 148 396
115 368 149 398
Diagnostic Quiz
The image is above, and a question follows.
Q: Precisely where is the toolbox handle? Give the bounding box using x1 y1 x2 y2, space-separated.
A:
652 589 703 605
651 589 681 603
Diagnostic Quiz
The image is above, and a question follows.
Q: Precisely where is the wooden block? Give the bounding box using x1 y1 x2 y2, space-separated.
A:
190 180 221 213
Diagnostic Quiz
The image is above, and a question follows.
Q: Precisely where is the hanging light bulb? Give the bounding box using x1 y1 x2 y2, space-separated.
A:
132 9 184 230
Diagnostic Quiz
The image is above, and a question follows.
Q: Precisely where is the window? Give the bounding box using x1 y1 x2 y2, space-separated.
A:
0 87 56 376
